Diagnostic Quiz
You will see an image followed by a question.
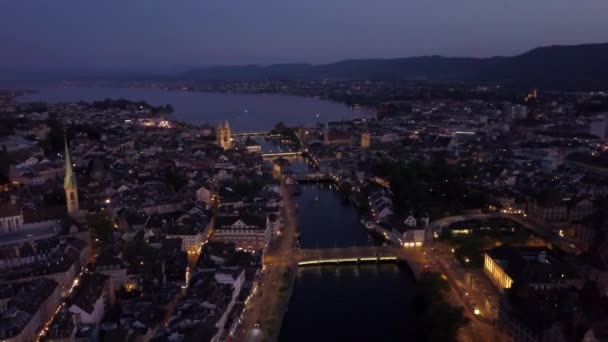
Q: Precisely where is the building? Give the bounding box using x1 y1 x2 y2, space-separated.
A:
0 197 23 234
375 215 427 247
0 278 61 342
214 267 246 295
499 281 608 342
484 245 579 293
361 131 371 149
67 273 110 325
196 183 214 204
64 138 80 217
527 196 595 225
216 121 232 150
323 123 352 145
214 214 271 251
166 225 207 254
590 114 608 140
0 135 36 153
243 137 262 153
0 238 88 296
90 254 128 295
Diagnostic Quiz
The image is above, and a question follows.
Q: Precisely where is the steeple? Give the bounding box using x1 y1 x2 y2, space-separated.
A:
64 136 77 189
64 136 80 217
216 121 232 150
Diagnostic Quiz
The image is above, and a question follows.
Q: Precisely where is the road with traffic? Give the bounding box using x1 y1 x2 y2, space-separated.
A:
232 180 298 342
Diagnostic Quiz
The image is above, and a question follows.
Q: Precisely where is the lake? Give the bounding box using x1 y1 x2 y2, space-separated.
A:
17 86 360 132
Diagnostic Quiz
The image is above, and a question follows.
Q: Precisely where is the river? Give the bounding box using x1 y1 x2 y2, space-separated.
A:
296 183 378 249
17 86 360 132
279 183 416 341
279 264 416 342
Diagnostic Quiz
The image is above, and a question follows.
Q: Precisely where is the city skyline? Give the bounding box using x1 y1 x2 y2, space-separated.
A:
2 0 608 68
2 2 608 341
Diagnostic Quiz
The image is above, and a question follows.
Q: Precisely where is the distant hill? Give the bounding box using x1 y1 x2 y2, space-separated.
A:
180 43 608 90
476 43 608 90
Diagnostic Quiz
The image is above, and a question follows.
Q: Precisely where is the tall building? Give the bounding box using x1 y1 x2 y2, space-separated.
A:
216 121 232 150
64 137 79 217
361 131 371 149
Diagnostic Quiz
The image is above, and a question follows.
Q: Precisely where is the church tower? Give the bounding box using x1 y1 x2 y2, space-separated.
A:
64 137 79 217
361 131 370 149
216 121 232 150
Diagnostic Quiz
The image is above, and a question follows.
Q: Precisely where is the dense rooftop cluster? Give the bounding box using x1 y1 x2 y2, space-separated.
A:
0 83 607 341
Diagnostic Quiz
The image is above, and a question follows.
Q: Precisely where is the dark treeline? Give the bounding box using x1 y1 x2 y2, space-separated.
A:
370 158 488 218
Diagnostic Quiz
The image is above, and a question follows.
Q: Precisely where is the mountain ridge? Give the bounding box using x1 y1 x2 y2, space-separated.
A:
180 42 608 90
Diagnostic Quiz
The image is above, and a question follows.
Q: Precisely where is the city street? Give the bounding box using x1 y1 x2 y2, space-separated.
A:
427 243 503 341
232 180 298 342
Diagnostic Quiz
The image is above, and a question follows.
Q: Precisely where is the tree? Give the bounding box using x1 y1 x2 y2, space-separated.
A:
87 211 114 243
338 181 353 201
413 272 469 342
0 149 10 180
370 158 477 217
233 179 263 197
164 167 188 192
270 122 298 143
41 114 64 154
125 238 155 263
420 301 470 342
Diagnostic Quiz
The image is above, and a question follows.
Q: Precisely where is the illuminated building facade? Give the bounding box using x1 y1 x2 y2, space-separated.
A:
484 245 580 293
216 121 232 150
64 138 80 217
361 132 370 148
484 252 513 292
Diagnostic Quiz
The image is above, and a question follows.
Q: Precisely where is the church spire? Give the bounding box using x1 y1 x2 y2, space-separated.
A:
64 136 77 189
64 135 80 217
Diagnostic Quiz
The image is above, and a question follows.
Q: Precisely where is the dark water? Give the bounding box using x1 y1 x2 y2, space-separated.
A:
17 86 359 132
279 264 416 342
279 183 416 341
296 183 377 249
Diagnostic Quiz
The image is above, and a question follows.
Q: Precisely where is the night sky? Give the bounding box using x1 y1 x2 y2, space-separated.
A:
2 0 608 68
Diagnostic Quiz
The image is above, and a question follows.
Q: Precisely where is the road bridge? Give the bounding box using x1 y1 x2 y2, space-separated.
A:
232 131 271 137
428 213 582 255
262 151 302 158
293 172 334 183
296 246 427 275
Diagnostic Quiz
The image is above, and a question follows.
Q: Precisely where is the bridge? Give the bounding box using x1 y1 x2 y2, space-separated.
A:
262 151 302 158
428 213 583 255
232 131 271 137
296 246 427 275
293 172 334 183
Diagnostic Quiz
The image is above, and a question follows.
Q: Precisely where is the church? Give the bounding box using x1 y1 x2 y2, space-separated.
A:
216 121 232 150
0 137 80 239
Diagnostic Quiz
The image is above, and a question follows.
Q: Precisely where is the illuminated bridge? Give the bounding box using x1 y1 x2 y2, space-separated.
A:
262 151 302 158
296 246 426 274
293 172 334 182
232 131 271 137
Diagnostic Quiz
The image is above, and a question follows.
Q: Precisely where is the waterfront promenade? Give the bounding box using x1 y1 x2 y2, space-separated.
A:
232 179 299 342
